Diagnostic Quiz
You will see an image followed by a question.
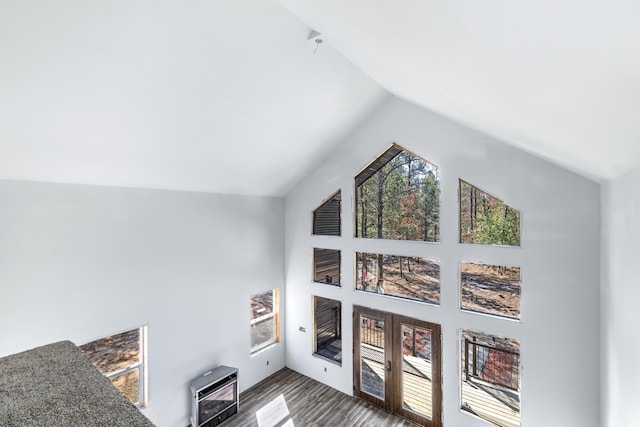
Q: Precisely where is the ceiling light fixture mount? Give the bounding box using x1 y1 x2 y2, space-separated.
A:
307 30 324 53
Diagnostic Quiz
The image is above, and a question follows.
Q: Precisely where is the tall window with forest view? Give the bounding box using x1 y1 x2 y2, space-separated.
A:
459 180 520 246
355 144 440 242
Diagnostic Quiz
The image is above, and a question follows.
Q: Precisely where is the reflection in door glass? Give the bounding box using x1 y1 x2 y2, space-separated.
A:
360 315 385 399
401 324 432 420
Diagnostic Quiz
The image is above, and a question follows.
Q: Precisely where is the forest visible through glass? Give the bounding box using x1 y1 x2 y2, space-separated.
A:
356 253 440 305
459 180 520 246
355 148 440 242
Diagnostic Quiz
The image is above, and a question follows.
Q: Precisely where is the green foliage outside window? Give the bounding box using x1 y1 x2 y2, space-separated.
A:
355 146 440 242
459 180 520 246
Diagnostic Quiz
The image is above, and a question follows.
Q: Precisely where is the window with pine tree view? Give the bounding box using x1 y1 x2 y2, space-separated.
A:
356 252 440 305
79 326 147 407
459 180 520 246
355 144 440 242
460 262 521 320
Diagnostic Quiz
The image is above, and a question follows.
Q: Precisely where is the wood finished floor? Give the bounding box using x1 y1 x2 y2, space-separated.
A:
233 367 419 427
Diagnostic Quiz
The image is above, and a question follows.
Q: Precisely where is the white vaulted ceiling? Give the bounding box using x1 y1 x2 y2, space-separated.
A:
1 1 639 196
280 0 640 182
0 0 387 196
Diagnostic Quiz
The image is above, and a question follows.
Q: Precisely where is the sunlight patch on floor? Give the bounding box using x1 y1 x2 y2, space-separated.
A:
255 393 295 427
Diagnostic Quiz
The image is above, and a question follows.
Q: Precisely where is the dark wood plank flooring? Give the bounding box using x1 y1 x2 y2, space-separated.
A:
233 367 419 427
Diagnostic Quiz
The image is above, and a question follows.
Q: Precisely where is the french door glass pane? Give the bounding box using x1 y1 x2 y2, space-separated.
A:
360 315 385 399
400 324 432 420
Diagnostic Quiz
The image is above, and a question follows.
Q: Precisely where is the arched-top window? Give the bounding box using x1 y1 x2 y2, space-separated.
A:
355 144 440 242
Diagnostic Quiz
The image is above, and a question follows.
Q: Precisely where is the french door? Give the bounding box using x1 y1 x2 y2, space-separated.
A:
353 306 442 427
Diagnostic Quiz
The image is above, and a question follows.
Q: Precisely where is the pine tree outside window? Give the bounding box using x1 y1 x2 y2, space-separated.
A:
459 180 520 246
355 144 440 242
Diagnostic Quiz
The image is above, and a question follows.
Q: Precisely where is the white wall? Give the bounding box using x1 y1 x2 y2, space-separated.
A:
601 165 640 427
0 180 285 427
284 97 601 427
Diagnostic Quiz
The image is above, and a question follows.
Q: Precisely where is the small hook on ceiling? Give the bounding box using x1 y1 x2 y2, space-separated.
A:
307 30 324 54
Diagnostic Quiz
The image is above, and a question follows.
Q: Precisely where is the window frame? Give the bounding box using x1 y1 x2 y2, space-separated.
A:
79 326 148 408
458 179 521 247
355 251 441 305
459 262 521 320
460 328 521 427
250 288 280 354
312 295 342 365
313 247 341 286
313 190 341 236
354 143 441 243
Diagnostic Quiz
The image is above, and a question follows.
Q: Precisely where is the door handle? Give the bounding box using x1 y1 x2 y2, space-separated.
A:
386 361 391 372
